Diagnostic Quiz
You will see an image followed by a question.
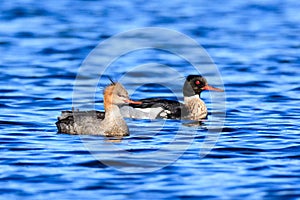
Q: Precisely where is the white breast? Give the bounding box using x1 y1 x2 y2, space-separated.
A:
184 95 208 120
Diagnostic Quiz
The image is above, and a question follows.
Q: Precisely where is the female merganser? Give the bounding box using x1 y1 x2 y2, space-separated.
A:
56 82 141 136
120 75 223 121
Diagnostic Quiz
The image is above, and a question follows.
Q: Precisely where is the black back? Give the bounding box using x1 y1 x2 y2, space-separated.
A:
128 97 189 119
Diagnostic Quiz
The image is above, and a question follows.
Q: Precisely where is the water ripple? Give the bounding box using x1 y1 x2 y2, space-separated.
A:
1 0 300 199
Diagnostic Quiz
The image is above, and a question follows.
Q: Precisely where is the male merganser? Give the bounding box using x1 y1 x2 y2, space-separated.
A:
120 75 223 121
56 82 141 136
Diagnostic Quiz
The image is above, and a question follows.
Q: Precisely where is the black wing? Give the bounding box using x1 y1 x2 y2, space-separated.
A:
128 98 189 119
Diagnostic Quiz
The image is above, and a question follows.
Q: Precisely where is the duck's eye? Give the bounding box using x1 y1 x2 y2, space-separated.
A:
118 94 127 98
195 80 201 85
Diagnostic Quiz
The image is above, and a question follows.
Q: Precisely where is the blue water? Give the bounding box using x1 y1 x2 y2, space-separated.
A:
1 0 300 199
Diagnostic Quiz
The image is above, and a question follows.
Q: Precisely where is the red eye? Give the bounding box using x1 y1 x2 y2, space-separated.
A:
195 80 200 85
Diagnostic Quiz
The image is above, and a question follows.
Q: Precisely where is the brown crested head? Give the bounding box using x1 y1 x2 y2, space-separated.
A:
103 82 141 109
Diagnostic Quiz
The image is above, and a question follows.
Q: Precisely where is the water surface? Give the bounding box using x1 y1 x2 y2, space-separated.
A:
1 0 300 199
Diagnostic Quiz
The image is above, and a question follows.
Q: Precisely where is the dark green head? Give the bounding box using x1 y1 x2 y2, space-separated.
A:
183 75 223 97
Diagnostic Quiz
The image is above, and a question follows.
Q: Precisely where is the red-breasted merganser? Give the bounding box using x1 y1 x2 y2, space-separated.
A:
56 82 141 136
120 75 223 121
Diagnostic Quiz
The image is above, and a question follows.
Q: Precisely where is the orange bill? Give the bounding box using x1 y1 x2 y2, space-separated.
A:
124 99 143 104
202 85 224 92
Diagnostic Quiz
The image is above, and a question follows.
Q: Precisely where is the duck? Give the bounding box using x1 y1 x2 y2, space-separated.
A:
56 82 141 136
120 75 223 121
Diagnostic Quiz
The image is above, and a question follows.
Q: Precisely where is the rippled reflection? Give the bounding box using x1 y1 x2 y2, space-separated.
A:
1 0 300 199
